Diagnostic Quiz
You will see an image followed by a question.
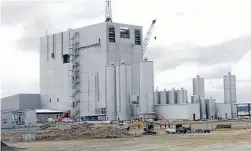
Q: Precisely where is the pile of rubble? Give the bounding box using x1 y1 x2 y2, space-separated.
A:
35 123 133 141
1 141 25 151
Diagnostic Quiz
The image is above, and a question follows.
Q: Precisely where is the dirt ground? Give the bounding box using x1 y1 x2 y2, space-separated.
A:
2 121 251 151
5 128 251 151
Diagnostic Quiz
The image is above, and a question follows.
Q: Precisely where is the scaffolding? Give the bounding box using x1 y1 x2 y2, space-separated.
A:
68 29 101 121
68 29 81 121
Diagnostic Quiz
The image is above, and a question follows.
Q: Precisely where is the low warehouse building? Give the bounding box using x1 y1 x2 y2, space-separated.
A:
36 109 63 121
154 103 200 120
1 94 40 111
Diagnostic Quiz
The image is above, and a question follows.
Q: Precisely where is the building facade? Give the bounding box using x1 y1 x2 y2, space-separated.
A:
40 22 143 119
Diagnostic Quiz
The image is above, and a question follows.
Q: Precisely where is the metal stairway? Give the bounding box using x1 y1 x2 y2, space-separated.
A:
68 29 81 121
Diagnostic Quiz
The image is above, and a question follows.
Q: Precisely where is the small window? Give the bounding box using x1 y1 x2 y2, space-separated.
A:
135 29 141 45
120 27 130 39
109 26 115 42
63 54 70 63
57 98 59 102
49 99 51 102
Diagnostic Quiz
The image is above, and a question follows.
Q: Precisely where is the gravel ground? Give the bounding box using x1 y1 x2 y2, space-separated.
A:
5 129 251 151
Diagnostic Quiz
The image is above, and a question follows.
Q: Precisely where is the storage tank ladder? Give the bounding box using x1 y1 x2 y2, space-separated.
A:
68 29 81 122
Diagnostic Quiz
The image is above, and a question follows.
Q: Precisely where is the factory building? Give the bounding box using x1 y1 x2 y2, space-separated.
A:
223 72 237 104
193 75 205 99
39 21 156 120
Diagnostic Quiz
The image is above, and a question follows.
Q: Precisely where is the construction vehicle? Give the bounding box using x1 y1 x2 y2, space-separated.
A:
142 119 157 135
117 122 130 131
57 110 71 121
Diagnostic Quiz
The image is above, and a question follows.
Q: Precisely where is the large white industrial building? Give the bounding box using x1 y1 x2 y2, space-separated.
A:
0 1 241 123
39 20 156 120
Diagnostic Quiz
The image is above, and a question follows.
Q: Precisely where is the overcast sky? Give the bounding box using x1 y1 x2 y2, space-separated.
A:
1 0 251 102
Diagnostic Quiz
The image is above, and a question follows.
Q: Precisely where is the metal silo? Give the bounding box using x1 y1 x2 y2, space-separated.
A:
159 90 168 104
116 61 130 121
200 98 207 119
176 90 183 104
193 75 205 98
176 88 187 104
231 103 237 119
154 90 160 104
191 95 199 103
139 59 154 115
105 63 116 121
230 73 236 103
206 98 216 119
168 89 175 104
224 72 236 104
181 88 188 103
131 103 139 119
224 75 231 103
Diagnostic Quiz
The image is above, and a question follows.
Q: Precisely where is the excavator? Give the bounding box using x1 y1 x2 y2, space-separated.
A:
142 119 157 135
57 110 71 121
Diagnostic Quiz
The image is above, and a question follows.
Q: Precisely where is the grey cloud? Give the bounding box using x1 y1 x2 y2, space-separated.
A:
198 64 233 79
1 1 48 25
147 36 251 72
186 36 251 65
2 0 104 52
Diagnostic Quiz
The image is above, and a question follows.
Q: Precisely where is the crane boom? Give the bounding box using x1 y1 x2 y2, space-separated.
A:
142 19 156 55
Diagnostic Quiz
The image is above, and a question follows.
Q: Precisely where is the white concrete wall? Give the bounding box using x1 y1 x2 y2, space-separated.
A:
25 110 36 125
154 103 200 120
216 103 232 119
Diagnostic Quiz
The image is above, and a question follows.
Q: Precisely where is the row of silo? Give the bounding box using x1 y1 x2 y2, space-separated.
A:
154 88 188 105
106 61 131 121
199 98 216 119
106 59 155 121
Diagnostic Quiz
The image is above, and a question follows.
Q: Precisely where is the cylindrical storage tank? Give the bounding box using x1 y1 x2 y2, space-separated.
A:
168 89 175 104
159 90 168 104
131 104 139 119
200 98 207 119
154 91 160 104
206 98 216 119
191 95 199 103
231 104 237 119
106 64 116 121
176 89 185 104
193 75 205 98
182 88 188 103
139 60 154 114
224 75 231 103
116 62 130 121
230 73 236 103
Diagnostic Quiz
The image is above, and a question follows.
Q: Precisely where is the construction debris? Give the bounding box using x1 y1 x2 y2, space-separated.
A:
1 141 26 151
216 124 232 129
36 124 132 141
1 124 137 142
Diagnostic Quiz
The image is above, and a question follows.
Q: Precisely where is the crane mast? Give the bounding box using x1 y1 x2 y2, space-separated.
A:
105 0 112 22
142 19 156 56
